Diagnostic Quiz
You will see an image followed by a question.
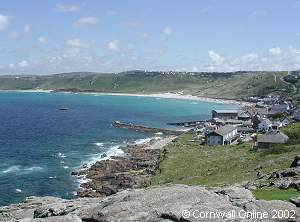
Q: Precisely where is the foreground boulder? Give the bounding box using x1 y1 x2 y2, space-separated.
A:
1 185 299 221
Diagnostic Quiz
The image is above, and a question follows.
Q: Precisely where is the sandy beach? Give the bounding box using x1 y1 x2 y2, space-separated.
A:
2 89 252 106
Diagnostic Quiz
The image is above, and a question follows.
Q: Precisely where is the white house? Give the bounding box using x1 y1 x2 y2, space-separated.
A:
206 125 238 146
258 118 272 132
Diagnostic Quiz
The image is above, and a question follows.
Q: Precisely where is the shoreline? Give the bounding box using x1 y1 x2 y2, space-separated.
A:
0 89 252 106
73 136 176 198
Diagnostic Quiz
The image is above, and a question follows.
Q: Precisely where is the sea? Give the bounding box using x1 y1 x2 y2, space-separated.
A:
0 91 238 206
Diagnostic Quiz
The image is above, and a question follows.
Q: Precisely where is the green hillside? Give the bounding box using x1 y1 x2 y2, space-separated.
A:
0 70 293 100
150 123 300 187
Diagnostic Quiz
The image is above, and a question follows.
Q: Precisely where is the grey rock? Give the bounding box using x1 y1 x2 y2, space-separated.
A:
244 199 299 220
1 185 300 222
33 202 78 218
32 215 82 222
214 186 255 206
290 196 300 207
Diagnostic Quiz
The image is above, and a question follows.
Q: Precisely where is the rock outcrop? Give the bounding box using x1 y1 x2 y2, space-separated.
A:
251 155 300 192
1 185 299 222
74 137 175 198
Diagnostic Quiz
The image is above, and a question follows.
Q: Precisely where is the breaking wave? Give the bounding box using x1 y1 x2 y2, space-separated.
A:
1 165 44 175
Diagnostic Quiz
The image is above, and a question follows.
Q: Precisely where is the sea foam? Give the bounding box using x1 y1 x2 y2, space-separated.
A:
1 165 44 174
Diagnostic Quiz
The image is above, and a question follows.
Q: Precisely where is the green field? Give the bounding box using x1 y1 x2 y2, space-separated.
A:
253 188 300 201
150 123 300 200
0 71 292 100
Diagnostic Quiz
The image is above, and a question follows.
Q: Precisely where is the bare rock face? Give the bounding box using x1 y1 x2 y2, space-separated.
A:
1 185 299 222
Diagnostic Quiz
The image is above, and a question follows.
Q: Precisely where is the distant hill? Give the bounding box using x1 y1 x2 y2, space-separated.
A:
0 70 294 100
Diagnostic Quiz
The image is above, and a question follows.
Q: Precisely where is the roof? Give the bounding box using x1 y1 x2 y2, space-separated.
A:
280 116 291 122
213 125 237 136
238 111 251 118
260 118 272 125
257 131 289 144
272 121 282 126
237 127 254 132
212 110 239 114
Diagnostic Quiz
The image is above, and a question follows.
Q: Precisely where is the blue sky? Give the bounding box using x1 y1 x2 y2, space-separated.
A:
0 0 300 74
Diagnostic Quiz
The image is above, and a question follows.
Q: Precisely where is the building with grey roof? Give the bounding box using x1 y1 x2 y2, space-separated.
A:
212 110 239 120
257 131 289 149
206 125 238 146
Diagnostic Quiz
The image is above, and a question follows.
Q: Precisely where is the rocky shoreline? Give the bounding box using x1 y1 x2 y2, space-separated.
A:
72 136 176 198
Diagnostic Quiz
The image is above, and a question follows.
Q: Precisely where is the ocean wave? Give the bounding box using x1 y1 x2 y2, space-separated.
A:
94 142 104 147
106 145 124 157
58 152 67 158
134 137 161 145
134 138 152 145
1 165 44 175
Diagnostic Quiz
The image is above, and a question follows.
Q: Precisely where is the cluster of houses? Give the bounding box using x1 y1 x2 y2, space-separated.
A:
196 97 300 149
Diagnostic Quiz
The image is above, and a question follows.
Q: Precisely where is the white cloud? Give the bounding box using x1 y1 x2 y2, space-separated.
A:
64 47 81 57
242 53 259 62
8 63 15 68
56 4 80 12
105 40 120 51
252 10 267 16
142 32 149 40
38 37 47 44
202 46 300 72
208 50 225 64
192 66 199 72
65 38 92 48
0 14 10 31
73 17 98 27
200 6 215 14
18 60 29 67
9 31 20 39
162 27 172 36
269 47 282 56
24 25 32 33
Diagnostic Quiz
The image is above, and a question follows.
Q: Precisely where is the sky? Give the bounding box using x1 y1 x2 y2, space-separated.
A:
0 0 300 75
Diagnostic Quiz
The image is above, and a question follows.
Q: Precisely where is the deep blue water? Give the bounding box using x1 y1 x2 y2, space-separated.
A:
0 92 237 206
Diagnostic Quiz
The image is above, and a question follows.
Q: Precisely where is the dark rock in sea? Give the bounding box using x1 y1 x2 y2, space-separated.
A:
100 153 107 158
70 171 78 176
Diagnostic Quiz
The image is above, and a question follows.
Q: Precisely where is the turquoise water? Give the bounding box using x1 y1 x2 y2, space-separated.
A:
0 92 237 206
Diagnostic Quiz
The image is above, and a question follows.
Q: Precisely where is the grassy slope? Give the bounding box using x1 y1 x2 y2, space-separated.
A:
253 188 299 201
0 71 290 100
151 123 300 200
